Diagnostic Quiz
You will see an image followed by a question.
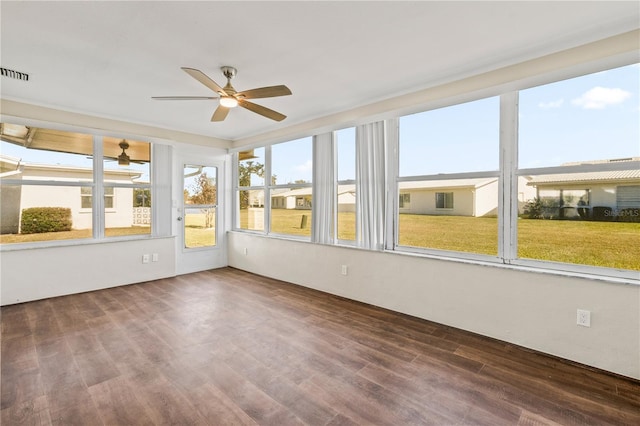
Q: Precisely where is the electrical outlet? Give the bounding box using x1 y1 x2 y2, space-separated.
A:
152 253 159 262
577 309 591 327
243 248 248 255
341 265 348 276
142 254 150 264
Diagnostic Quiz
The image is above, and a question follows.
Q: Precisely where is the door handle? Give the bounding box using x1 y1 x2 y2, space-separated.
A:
177 216 183 221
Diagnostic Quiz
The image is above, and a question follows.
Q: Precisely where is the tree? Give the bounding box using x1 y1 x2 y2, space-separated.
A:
238 161 266 208
189 172 216 228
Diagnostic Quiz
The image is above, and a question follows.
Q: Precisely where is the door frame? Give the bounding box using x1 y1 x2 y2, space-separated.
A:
174 154 226 275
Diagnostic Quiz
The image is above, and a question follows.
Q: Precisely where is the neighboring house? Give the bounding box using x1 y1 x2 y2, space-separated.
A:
0 155 144 234
269 185 355 212
246 160 639 221
526 158 640 220
271 187 312 210
398 178 500 217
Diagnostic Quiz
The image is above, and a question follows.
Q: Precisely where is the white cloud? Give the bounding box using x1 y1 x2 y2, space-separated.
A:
294 160 313 173
572 86 631 109
538 99 564 109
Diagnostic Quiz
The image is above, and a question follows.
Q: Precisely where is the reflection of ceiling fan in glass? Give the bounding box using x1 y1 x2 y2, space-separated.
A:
103 139 147 166
153 66 292 122
117 140 130 166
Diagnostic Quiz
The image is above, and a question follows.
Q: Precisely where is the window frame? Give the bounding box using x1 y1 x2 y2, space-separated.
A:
435 192 453 210
182 164 218 250
1 124 155 249
268 137 313 240
230 56 639 283
335 127 357 245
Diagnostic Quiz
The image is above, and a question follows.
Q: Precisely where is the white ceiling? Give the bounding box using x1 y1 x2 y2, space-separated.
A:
1 1 638 144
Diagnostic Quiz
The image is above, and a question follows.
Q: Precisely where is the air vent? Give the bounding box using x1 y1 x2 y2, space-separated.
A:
1 67 29 81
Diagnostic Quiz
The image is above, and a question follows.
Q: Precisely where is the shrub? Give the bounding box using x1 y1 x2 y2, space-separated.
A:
20 207 72 234
617 208 640 223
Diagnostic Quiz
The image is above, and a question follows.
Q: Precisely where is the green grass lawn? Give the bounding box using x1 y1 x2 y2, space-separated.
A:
243 209 639 271
4 209 638 271
184 211 216 248
0 226 150 244
398 214 639 271
239 208 312 237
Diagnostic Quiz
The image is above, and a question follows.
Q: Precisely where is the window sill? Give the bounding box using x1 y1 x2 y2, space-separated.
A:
230 230 639 286
0 234 174 252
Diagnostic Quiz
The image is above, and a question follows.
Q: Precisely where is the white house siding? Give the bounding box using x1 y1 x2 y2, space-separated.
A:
19 185 88 229
400 188 474 216
338 192 355 212
0 156 143 233
18 185 136 230
473 181 499 217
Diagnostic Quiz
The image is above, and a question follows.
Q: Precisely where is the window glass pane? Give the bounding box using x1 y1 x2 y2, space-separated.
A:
337 185 356 241
397 97 499 256
272 137 313 185
183 165 216 248
270 189 312 237
399 97 499 176
103 138 150 184
336 127 356 241
104 186 151 237
397 179 498 255
518 64 640 271
0 184 92 243
336 127 356 181
518 171 640 271
519 63 639 168
238 147 265 187
184 165 217 205
1 124 93 181
238 190 264 231
184 207 216 248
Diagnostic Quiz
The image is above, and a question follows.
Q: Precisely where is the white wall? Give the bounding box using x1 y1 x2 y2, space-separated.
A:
475 181 499 217
228 231 640 380
403 188 474 216
1 237 176 304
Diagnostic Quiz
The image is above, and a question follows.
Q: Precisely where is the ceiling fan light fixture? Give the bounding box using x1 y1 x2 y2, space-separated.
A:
118 140 130 166
219 96 238 108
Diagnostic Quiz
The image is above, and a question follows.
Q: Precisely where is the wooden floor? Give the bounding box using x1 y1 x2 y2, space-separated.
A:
1 268 639 425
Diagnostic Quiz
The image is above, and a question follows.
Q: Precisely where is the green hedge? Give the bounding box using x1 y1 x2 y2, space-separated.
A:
617 208 640 223
21 207 72 234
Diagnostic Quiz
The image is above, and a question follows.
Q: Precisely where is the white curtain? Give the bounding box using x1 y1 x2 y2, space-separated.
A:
312 132 335 244
356 121 386 250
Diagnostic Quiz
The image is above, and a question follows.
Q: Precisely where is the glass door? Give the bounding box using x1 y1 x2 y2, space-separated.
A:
176 158 225 275
183 164 217 249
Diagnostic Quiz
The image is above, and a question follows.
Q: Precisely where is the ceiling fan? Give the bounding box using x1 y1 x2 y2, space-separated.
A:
152 66 292 122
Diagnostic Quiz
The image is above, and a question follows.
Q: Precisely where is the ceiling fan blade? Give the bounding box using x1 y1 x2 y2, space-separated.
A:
152 96 218 100
237 85 292 100
181 67 227 96
211 105 230 122
238 99 286 122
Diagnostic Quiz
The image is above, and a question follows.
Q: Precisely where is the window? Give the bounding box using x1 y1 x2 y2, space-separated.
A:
183 165 217 248
336 127 356 241
517 63 639 271
231 61 638 279
81 187 114 209
0 123 153 245
397 97 500 256
399 193 411 208
103 138 151 237
1 125 94 243
435 192 453 209
270 137 313 238
236 148 265 231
